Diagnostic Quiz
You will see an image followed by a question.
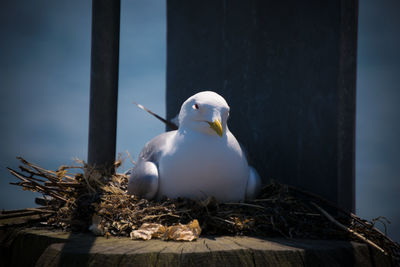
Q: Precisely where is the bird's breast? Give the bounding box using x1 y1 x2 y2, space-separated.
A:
158 132 249 202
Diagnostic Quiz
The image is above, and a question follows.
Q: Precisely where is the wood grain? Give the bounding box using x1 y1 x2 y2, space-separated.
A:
0 228 392 267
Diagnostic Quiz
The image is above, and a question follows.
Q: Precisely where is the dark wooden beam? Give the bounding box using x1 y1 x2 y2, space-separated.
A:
87 0 121 174
166 0 358 211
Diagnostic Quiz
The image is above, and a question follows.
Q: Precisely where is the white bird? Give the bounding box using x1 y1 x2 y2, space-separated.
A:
128 91 261 202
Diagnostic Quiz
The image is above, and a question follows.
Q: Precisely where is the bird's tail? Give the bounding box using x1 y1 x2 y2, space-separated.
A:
133 102 178 130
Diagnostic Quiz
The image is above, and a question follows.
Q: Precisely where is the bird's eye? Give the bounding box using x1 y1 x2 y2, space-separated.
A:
192 104 199 110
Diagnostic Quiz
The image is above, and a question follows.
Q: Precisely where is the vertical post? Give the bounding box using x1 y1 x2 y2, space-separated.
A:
87 0 120 174
166 0 357 211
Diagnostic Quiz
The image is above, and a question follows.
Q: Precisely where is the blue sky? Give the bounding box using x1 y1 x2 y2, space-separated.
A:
0 0 399 242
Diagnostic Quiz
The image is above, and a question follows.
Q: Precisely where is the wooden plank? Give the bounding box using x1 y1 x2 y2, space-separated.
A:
0 210 39 220
0 228 392 266
0 214 50 228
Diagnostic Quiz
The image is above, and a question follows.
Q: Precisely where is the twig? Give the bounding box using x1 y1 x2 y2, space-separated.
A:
8 168 68 202
291 211 321 217
140 213 180 221
18 166 47 182
289 185 353 216
1 207 43 214
224 202 266 210
311 202 387 255
0 210 41 220
253 198 277 203
289 184 399 246
126 150 136 166
211 216 236 225
44 181 83 188
350 213 400 251
26 208 56 213
17 157 59 179
35 197 58 207
8 168 30 183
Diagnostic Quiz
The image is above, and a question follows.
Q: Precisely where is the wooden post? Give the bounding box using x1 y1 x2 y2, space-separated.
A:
166 0 357 211
87 0 120 174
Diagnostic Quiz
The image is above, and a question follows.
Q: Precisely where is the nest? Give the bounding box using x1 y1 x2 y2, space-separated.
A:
4 157 400 264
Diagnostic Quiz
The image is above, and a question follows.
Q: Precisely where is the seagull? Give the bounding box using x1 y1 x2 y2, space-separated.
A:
128 91 261 202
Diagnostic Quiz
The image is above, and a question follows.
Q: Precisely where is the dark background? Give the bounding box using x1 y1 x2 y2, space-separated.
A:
0 1 399 242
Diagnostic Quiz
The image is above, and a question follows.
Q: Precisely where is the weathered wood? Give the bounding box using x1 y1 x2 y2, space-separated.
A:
0 228 69 267
0 215 50 229
0 210 40 220
0 228 391 267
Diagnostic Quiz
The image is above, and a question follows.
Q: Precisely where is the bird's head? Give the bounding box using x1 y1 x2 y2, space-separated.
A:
178 91 230 137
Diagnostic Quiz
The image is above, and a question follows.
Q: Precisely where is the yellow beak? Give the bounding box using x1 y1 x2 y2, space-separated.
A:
207 119 223 137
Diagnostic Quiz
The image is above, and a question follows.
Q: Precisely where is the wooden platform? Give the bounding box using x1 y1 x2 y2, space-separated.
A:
0 227 391 266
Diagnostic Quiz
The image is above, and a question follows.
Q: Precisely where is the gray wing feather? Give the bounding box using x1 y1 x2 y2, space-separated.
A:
128 161 159 199
138 131 176 164
127 131 176 199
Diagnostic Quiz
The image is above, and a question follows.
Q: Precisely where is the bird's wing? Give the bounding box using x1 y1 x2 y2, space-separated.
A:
137 130 176 164
128 161 159 199
127 131 176 199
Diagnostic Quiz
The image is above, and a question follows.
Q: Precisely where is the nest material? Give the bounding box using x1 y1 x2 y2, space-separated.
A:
5 157 400 264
